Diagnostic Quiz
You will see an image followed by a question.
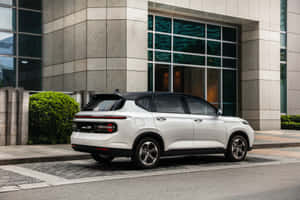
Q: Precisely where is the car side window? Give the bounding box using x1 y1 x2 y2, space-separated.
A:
154 94 185 114
135 96 152 111
185 96 217 116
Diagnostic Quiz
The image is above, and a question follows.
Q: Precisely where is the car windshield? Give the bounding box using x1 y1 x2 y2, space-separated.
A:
83 95 125 111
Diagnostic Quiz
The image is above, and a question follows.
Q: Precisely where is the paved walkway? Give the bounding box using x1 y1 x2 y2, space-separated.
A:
1 130 300 165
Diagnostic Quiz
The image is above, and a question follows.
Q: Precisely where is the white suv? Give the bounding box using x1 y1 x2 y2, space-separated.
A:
71 92 255 169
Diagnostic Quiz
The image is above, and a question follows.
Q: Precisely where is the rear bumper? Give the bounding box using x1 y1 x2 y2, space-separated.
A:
72 144 132 157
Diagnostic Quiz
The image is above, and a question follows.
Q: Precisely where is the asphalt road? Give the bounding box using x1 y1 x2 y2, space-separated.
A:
1 162 300 200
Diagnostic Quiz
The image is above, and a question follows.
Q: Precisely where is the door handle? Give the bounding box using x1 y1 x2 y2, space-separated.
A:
156 117 167 121
194 119 203 122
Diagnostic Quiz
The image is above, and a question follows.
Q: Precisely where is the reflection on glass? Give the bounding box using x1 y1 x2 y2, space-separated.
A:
223 43 236 57
19 34 41 58
0 56 15 87
280 49 286 61
173 36 205 54
155 16 171 33
223 58 236 69
148 15 153 30
281 63 287 113
223 27 236 42
148 51 153 61
0 0 14 5
173 66 205 98
155 64 169 91
148 33 153 49
207 41 221 56
207 69 220 107
173 54 205 65
280 33 286 48
207 57 221 67
174 19 205 37
0 7 15 31
155 34 171 50
18 59 41 90
19 10 42 34
155 51 171 63
207 24 221 40
148 63 153 91
19 0 41 10
0 32 15 55
280 0 287 32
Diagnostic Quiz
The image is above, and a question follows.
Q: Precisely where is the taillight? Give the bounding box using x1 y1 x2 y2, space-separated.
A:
73 122 117 133
94 123 117 133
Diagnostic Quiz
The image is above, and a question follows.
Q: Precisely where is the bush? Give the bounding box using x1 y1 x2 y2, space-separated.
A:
29 92 80 144
281 115 300 130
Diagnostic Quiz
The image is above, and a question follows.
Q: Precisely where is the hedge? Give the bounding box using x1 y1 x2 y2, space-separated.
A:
29 92 80 144
281 115 300 130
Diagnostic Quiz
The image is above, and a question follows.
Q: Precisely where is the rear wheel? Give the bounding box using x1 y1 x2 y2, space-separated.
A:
132 137 161 169
91 154 114 164
225 135 248 162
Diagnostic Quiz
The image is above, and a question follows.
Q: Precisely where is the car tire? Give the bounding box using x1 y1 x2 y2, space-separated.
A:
91 154 114 164
132 137 161 169
225 135 248 162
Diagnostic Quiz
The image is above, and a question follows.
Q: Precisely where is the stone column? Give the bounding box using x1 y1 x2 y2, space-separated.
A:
0 90 6 146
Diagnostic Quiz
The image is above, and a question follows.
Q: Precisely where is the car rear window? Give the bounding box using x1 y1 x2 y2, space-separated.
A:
83 95 125 111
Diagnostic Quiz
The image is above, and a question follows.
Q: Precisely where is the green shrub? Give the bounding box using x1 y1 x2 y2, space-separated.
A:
29 92 80 144
289 115 300 123
281 115 290 123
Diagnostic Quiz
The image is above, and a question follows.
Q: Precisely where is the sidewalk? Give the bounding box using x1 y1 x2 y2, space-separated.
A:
1 130 300 165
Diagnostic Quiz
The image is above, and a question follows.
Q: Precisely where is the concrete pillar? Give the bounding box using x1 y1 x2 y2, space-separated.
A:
0 90 6 146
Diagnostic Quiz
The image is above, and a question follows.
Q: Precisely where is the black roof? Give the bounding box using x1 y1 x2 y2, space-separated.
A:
92 92 186 100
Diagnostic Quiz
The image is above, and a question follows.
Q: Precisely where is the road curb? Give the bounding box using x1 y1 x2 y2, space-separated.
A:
253 142 300 149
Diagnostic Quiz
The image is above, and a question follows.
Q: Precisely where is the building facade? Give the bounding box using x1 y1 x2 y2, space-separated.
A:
1 0 300 130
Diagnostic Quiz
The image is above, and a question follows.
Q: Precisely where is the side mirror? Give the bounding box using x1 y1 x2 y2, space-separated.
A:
217 109 223 116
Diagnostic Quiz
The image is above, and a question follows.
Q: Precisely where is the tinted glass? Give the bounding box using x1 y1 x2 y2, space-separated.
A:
223 103 236 116
207 68 220 107
185 96 216 115
148 63 153 91
0 7 15 31
136 96 152 111
19 0 41 10
155 51 171 63
174 66 205 98
280 0 287 32
280 33 286 48
173 54 205 65
155 64 169 91
0 56 15 87
173 36 205 54
223 70 236 103
155 16 171 33
0 32 15 55
223 27 236 42
207 24 221 40
174 19 205 37
155 34 171 50
207 41 221 56
18 59 41 90
280 49 286 61
19 34 41 58
281 63 287 113
148 51 153 61
19 10 42 34
207 57 221 67
148 33 153 48
0 0 14 5
223 43 236 57
154 95 185 114
148 15 153 30
223 58 236 68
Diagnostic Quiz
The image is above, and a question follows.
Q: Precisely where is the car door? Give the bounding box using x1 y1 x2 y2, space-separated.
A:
184 96 226 149
152 94 195 151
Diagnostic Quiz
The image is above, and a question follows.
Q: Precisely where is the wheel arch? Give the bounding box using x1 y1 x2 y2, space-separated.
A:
132 132 165 153
227 131 250 150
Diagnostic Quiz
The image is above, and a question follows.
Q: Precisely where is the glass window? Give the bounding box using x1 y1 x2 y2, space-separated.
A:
148 33 153 49
155 34 171 50
281 63 287 113
173 54 205 65
223 43 236 57
223 58 236 69
154 94 185 114
0 32 15 55
136 96 152 111
19 34 41 58
185 96 217 115
0 56 15 87
223 70 236 103
223 103 236 116
148 15 153 30
207 41 221 56
174 19 205 37
155 64 169 91
223 27 236 42
18 59 41 90
207 57 221 67
155 16 171 33
207 68 220 108
148 63 153 91
19 0 41 10
280 49 286 62
0 7 15 31
280 33 286 48
19 10 42 34
207 24 221 40
0 0 14 5
173 36 205 54
148 51 153 61
280 0 287 32
155 51 171 63
174 66 205 98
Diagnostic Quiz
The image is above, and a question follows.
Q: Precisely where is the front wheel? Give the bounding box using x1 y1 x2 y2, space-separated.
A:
132 138 161 169
91 154 114 164
225 135 248 162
